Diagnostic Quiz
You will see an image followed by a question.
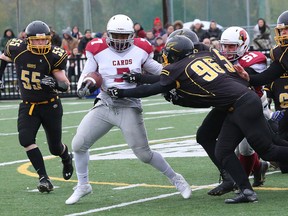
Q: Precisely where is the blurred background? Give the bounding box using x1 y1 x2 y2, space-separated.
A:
0 0 287 38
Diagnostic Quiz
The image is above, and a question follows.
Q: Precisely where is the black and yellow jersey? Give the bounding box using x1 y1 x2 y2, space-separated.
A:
4 38 67 102
270 45 288 71
160 49 250 108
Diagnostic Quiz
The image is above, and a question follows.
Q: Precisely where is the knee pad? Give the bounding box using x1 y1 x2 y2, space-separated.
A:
132 146 153 163
49 143 64 156
18 131 35 148
71 134 87 152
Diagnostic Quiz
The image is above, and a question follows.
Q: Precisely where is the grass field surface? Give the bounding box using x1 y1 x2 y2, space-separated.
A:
0 95 287 216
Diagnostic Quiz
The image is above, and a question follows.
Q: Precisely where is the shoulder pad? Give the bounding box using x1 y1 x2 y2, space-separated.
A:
270 46 282 62
133 38 153 54
5 38 25 56
85 38 108 55
51 46 68 70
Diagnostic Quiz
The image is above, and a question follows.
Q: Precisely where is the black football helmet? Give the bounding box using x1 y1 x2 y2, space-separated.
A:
162 35 194 64
274 10 288 47
168 28 200 44
25 20 52 55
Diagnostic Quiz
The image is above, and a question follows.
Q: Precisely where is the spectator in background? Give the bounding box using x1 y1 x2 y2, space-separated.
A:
50 27 62 47
173 20 184 30
18 29 26 40
78 29 93 56
101 31 108 38
67 47 85 82
134 23 146 38
0 28 16 52
146 30 156 45
61 29 79 55
162 24 174 43
153 36 165 63
211 37 221 50
152 17 166 38
190 19 210 42
71 26 82 40
202 37 212 47
252 18 272 50
208 20 222 40
0 28 16 89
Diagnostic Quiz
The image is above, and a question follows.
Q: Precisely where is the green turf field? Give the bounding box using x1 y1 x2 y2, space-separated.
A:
0 95 287 216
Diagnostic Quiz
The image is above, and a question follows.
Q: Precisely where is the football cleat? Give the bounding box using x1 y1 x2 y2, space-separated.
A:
62 153 74 180
208 169 237 196
253 161 270 187
37 176 54 193
170 173 192 199
225 189 258 204
65 184 92 205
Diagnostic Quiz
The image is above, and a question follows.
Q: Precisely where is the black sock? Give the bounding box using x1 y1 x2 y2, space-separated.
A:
26 148 47 178
60 144 69 162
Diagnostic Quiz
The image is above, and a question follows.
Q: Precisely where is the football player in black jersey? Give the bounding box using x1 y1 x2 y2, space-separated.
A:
236 10 288 87
108 35 288 204
121 28 237 196
0 20 73 193
235 10 288 176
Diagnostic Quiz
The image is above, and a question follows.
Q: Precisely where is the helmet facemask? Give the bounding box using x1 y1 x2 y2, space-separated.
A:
27 34 52 55
274 24 288 47
220 42 240 61
107 32 134 52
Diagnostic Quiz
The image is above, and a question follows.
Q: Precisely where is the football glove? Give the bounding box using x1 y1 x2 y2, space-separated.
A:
41 75 56 88
107 87 123 98
40 75 69 92
270 110 285 122
77 82 92 98
122 73 142 83
163 89 184 105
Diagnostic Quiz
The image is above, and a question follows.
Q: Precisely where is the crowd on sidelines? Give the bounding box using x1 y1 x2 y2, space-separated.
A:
0 9 288 207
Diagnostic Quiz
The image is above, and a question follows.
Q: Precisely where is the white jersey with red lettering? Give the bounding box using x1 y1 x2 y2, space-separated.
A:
78 37 162 108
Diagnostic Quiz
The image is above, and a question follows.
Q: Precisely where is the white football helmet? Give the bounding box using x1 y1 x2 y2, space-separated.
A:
106 14 134 52
220 26 250 61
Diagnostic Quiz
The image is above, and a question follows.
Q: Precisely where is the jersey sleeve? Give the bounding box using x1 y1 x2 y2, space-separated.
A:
4 38 24 60
51 46 68 71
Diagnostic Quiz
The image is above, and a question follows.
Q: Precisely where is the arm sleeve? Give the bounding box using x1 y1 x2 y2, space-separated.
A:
120 82 175 98
140 74 160 84
249 61 285 86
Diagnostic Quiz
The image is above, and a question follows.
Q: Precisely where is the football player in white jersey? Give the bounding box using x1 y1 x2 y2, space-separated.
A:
65 14 191 205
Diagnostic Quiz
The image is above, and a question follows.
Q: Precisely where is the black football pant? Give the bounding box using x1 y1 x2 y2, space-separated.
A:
215 90 288 190
18 98 64 155
196 108 227 171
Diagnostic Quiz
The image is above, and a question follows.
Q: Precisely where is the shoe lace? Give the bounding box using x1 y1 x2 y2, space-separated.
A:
172 175 186 191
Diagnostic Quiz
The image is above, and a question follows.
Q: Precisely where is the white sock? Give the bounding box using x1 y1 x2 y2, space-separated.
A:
148 151 176 180
74 150 90 185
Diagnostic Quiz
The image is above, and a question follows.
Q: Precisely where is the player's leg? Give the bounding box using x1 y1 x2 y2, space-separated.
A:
41 99 74 180
238 141 269 187
66 105 113 205
197 108 236 196
18 103 53 193
120 107 191 199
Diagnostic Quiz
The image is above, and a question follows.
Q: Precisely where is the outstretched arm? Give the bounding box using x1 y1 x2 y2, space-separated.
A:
108 81 176 98
234 61 285 86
